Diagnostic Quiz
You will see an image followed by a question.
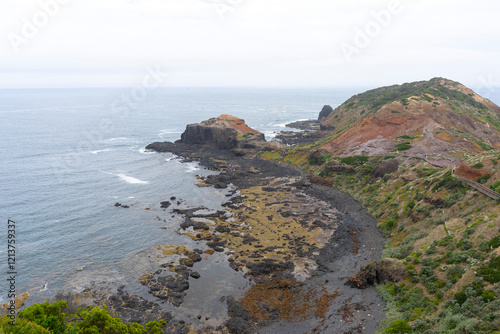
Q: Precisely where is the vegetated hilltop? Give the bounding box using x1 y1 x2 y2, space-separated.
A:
317 77 500 159
259 78 500 333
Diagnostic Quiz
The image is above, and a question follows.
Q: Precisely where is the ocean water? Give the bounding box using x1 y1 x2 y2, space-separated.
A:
0 87 360 304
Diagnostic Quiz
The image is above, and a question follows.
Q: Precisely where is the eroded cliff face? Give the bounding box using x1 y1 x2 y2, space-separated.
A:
179 114 265 150
181 124 239 149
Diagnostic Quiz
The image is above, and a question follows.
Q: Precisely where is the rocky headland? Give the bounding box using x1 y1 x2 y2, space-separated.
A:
42 78 500 334
137 114 388 333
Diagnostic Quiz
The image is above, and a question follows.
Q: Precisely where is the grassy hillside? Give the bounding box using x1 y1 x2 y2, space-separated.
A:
318 78 500 157
259 78 500 333
259 146 500 333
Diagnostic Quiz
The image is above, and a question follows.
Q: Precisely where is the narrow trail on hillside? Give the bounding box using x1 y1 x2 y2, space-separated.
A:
405 155 500 200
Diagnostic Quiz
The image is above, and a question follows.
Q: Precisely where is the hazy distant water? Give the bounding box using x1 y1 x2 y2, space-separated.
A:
0 87 361 303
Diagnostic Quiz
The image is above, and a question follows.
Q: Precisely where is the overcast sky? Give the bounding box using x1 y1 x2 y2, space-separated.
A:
1 0 499 90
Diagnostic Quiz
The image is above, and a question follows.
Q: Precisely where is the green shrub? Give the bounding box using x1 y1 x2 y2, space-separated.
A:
481 290 496 303
454 291 467 305
445 251 469 264
476 256 500 283
14 301 167 334
0 315 51 334
340 155 369 166
476 174 491 184
490 180 500 193
447 265 465 284
487 235 500 250
18 301 67 334
385 319 413 333
432 171 466 192
472 162 484 169
395 143 412 151
381 219 397 231
422 94 433 102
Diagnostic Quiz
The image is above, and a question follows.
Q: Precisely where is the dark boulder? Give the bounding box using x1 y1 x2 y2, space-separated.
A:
318 105 334 121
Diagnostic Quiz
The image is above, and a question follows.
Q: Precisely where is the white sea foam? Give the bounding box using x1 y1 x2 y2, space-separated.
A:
116 173 149 184
139 148 155 154
186 163 200 173
263 131 277 140
90 149 111 154
158 129 182 139
103 137 133 143
100 170 149 184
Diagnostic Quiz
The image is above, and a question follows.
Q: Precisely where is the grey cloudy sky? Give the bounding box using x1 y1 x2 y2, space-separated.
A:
1 0 499 90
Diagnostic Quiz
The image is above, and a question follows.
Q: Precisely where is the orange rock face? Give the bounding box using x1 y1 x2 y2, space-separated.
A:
206 114 260 135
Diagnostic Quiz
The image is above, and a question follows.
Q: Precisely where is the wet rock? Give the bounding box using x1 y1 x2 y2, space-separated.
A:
179 258 194 267
141 273 190 307
225 296 255 334
180 217 210 230
160 201 171 208
246 260 294 276
215 225 231 233
347 258 407 289
190 272 201 279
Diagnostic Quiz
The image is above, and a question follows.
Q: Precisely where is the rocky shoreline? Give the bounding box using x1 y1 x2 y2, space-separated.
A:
74 113 387 333
139 141 387 333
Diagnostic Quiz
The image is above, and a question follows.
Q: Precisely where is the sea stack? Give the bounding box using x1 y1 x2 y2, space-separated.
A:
179 114 265 150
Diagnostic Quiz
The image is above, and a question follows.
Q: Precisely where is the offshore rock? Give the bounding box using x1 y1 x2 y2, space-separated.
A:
179 114 265 150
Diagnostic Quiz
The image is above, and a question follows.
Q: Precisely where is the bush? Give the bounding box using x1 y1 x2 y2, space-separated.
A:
422 94 433 102
0 315 51 334
490 181 500 193
385 319 413 333
395 143 412 151
481 290 496 303
476 174 491 184
340 155 369 166
454 291 467 305
445 251 469 264
487 235 500 250
476 256 500 283
381 219 398 231
18 301 67 334
15 301 167 334
447 265 465 284
472 162 484 169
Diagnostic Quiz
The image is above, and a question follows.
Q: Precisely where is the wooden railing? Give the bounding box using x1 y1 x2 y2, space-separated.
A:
454 175 500 200
405 155 500 200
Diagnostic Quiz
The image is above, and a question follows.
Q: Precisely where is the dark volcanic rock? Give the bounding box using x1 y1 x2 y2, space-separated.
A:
371 158 400 178
318 105 334 121
181 123 239 150
225 296 255 334
160 201 171 208
347 258 407 289
275 130 326 146
141 273 190 307
285 120 320 131
179 114 265 150
246 259 294 276
190 271 201 279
